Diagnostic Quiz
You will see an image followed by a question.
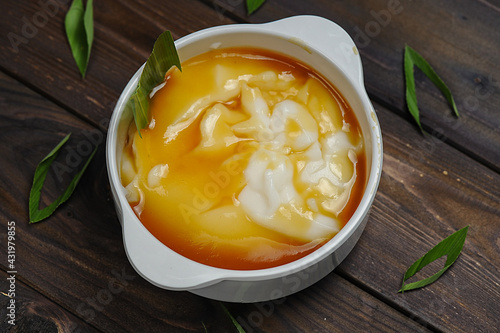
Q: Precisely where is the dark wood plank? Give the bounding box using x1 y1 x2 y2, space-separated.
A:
202 0 500 172
225 273 432 333
0 0 235 128
1 1 499 332
0 71 434 331
0 271 99 333
334 100 500 333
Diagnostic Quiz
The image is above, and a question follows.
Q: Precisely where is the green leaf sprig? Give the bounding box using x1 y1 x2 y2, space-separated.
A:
220 303 246 333
399 226 469 292
29 133 98 223
128 31 181 137
246 0 266 15
65 0 94 77
404 45 459 133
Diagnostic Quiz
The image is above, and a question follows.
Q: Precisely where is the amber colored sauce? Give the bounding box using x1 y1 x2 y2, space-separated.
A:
123 48 367 270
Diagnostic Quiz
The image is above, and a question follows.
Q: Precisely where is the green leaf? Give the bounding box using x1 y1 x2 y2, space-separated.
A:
404 45 459 133
399 226 469 292
128 30 181 137
29 133 99 223
220 303 246 333
65 0 94 77
246 0 266 15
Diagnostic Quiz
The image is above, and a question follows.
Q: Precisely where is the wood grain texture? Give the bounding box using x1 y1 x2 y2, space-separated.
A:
0 0 499 332
0 0 235 128
225 273 433 333
203 0 500 172
335 100 500 333
0 271 98 333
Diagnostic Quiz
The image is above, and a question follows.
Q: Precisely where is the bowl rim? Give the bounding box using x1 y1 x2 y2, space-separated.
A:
106 15 383 288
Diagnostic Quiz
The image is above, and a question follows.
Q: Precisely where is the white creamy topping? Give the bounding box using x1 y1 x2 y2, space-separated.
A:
269 100 319 151
239 149 298 218
239 149 343 241
230 72 359 241
122 66 360 242
147 164 169 188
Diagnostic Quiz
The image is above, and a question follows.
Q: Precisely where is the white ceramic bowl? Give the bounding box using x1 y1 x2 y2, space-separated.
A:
106 15 383 302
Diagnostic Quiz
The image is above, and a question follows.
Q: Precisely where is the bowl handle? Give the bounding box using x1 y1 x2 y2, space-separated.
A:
121 206 224 290
262 15 365 92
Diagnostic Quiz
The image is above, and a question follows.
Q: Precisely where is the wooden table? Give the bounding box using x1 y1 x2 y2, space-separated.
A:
1 1 499 332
